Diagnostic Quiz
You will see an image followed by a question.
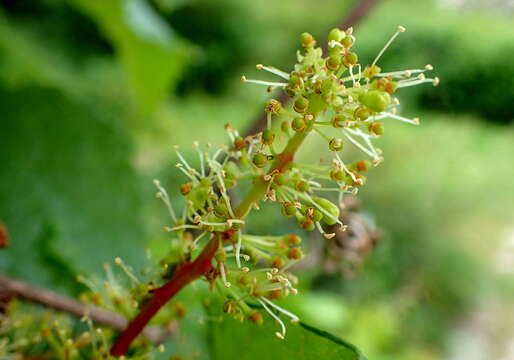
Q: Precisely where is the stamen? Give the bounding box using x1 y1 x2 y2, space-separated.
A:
241 76 288 87
380 112 420 125
219 263 231 288
114 257 140 284
259 299 287 339
153 179 178 223
260 297 300 323
256 64 290 80
235 231 242 268
371 25 406 67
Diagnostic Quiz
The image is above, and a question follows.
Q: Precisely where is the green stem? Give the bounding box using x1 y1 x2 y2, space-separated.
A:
235 129 312 218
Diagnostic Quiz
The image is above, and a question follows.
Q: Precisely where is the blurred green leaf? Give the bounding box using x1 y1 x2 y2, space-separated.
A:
207 304 365 360
0 84 147 293
71 0 190 112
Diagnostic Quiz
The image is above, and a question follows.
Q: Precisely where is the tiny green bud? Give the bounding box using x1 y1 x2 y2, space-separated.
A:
214 203 228 217
248 311 263 325
262 129 275 145
252 153 268 168
215 250 227 262
287 247 303 260
326 55 341 71
282 203 297 217
340 35 353 48
368 122 384 136
289 73 304 90
275 173 287 186
342 52 358 67
291 117 306 132
293 96 309 113
284 234 301 246
354 160 371 172
328 28 345 42
359 90 391 112
270 256 285 269
300 32 315 48
354 107 370 121
331 114 347 128
328 138 344 151
330 168 345 182
300 218 315 231
180 183 192 195
295 180 310 192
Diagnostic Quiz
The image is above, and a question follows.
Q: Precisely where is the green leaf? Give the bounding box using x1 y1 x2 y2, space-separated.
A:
71 0 190 112
207 304 366 360
0 84 147 293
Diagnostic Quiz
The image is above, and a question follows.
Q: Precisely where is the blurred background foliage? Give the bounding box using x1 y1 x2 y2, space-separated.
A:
0 0 513 359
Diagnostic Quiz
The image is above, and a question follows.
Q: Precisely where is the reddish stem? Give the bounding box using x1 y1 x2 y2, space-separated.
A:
110 236 219 356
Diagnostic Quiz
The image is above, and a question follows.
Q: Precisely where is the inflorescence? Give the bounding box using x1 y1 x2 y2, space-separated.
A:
151 25 437 341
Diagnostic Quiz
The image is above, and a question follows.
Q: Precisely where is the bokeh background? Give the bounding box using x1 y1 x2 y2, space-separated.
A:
1 0 513 359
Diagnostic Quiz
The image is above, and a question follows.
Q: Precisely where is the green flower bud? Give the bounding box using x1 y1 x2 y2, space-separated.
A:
214 203 228 217
270 256 285 269
248 311 263 325
328 138 344 151
295 180 310 192
368 122 384 136
180 182 192 195
359 90 391 112
326 55 341 71
354 106 370 121
289 73 304 90
187 187 210 209
284 234 301 246
354 160 371 172
224 161 239 178
340 35 353 48
293 96 309 113
328 28 345 42
252 153 268 168
300 32 315 48
331 114 347 128
287 247 303 260
312 197 340 225
342 52 358 67
291 117 306 132
300 218 315 231
282 202 297 217
215 250 227 262
233 136 246 151
330 168 345 182
262 129 275 145
274 173 287 186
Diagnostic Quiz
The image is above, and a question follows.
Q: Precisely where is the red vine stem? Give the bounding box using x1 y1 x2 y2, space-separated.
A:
111 119 310 356
110 236 219 356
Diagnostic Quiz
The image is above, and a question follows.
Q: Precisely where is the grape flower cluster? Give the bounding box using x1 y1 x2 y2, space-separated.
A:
149 25 438 341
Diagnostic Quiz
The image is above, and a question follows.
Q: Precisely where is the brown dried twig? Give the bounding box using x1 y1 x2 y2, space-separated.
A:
0 273 172 344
